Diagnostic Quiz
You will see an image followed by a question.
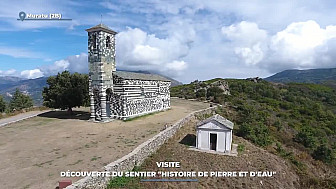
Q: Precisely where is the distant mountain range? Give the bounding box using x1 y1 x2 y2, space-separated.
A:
0 76 48 105
265 68 336 83
0 70 182 105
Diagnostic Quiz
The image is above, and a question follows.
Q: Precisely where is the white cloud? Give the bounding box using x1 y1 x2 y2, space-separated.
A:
234 43 265 65
269 20 336 68
222 21 268 45
0 68 44 79
222 21 268 65
116 27 190 75
165 60 188 71
132 45 163 65
223 20 336 72
66 53 88 73
40 53 87 76
0 69 17 77
0 46 43 58
20 69 43 79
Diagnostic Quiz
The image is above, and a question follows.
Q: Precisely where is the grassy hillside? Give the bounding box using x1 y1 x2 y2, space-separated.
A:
265 68 336 83
169 79 336 188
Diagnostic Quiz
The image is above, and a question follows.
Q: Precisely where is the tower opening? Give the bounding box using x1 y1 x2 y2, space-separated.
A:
106 36 111 48
93 34 97 49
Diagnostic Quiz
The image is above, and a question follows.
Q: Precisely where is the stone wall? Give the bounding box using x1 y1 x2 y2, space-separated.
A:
66 105 218 189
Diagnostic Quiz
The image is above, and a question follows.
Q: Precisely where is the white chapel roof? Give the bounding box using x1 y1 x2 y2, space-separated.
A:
196 114 234 130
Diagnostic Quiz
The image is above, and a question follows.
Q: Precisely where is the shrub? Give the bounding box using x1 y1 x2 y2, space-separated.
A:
237 122 272 147
312 145 334 164
294 126 318 149
206 87 224 99
0 95 6 112
196 89 206 98
9 89 33 111
274 119 282 131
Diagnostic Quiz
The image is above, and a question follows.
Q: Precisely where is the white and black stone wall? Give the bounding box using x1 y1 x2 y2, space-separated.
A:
110 76 171 119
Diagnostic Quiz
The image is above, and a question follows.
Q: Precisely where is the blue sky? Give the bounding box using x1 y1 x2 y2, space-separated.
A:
0 0 336 83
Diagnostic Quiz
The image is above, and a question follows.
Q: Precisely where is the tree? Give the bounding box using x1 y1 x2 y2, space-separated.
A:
0 95 6 112
42 71 89 112
9 89 33 111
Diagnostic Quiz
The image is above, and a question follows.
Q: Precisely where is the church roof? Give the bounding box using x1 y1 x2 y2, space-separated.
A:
115 71 171 82
196 114 234 130
86 24 117 35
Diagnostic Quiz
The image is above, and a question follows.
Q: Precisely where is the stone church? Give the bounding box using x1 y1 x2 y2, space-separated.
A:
86 24 171 122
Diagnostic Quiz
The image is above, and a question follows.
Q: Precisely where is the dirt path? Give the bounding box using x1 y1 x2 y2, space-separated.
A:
0 98 209 189
0 110 50 127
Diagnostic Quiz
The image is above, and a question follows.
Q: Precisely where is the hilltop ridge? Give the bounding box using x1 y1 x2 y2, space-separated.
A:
265 68 336 83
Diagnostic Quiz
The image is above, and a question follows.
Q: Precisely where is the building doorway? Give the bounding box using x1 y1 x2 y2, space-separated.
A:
210 133 217 151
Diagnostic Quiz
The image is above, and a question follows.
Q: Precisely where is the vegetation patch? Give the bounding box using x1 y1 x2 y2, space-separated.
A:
0 89 41 118
33 160 54 167
68 160 83 166
107 167 142 189
237 144 245 152
91 156 102 161
171 78 336 187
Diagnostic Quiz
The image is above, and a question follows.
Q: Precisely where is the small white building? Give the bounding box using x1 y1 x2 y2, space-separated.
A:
196 114 234 153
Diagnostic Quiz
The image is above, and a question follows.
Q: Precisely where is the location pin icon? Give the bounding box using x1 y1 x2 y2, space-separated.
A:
19 11 26 21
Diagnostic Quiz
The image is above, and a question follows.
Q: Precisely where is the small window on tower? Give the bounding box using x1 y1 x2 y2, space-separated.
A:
93 34 97 49
106 36 111 48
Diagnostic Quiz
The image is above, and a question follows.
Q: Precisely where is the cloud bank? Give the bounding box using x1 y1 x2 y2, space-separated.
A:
0 53 88 79
222 20 336 73
116 27 191 76
1 1 336 82
0 27 192 79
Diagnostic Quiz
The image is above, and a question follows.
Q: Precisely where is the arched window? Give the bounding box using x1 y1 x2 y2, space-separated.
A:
92 34 97 49
106 36 111 48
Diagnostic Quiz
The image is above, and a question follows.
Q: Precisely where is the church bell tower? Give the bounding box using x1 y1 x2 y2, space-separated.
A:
86 24 117 121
